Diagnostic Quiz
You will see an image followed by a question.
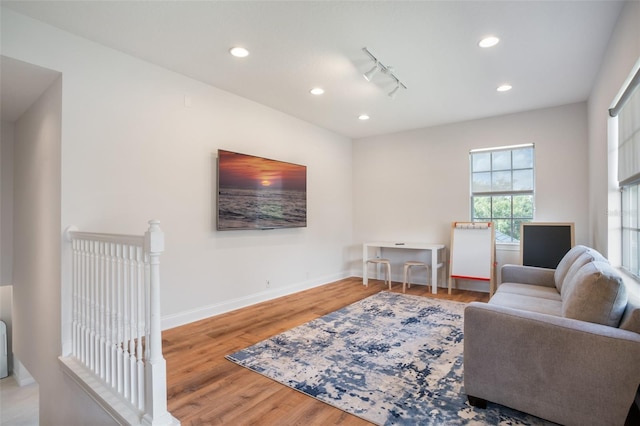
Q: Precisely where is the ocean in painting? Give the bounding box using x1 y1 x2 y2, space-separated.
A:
218 187 306 230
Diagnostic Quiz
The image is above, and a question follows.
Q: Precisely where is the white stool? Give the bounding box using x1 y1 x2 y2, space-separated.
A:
403 261 430 293
366 258 392 289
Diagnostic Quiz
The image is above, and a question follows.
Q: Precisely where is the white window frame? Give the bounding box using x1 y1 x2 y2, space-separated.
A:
470 143 535 243
621 183 640 278
614 60 640 279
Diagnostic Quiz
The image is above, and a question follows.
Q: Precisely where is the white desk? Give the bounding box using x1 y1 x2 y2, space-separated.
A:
363 242 446 294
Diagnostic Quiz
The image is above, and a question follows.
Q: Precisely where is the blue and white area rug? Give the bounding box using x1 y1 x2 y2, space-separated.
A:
226 292 554 425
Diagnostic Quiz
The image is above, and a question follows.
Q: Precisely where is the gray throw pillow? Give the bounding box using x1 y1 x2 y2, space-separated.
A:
559 248 608 297
619 291 640 334
562 261 628 327
553 245 588 292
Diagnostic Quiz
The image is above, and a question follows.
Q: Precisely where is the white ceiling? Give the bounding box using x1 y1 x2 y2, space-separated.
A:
1 1 624 138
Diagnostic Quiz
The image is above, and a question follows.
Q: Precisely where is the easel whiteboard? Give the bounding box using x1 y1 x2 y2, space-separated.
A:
449 222 495 296
521 222 574 269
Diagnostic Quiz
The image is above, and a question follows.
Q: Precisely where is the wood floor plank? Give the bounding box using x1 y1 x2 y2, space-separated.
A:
164 277 489 425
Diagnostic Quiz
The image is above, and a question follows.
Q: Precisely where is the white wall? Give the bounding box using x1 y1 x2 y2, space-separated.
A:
0 285 12 375
1 120 13 286
0 120 14 373
2 9 353 324
352 102 589 287
2 8 353 423
13 76 111 426
588 0 640 259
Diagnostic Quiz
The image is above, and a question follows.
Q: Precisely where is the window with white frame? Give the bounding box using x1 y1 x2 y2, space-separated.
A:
621 184 640 276
614 64 640 278
470 144 535 243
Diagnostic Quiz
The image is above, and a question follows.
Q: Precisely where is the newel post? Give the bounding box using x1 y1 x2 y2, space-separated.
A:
142 220 178 426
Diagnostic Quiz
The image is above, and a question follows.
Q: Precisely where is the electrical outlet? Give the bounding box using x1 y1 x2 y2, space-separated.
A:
266 280 270 288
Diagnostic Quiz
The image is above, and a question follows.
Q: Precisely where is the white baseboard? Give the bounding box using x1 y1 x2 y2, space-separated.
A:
13 358 35 387
353 271 491 294
161 271 350 330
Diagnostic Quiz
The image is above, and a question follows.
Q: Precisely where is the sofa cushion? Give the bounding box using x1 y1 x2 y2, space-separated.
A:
554 245 589 292
562 261 628 327
559 248 608 298
489 291 563 316
496 282 562 302
501 265 556 288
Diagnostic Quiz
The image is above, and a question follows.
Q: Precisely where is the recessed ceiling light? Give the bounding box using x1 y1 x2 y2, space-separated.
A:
229 47 249 58
358 114 370 121
479 36 500 48
310 87 325 95
497 84 513 92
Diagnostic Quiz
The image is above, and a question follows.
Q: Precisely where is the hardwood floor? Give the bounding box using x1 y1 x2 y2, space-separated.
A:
163 277 489 425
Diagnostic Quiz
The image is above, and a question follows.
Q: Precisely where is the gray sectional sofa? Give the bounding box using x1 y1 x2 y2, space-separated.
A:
464 245 640 426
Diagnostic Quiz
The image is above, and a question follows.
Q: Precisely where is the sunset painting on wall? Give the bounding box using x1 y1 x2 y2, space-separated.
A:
217 149 307 230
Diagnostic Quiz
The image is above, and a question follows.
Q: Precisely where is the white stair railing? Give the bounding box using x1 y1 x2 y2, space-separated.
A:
64 220 179 426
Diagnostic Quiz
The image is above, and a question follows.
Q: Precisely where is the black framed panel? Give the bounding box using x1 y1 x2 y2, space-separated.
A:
520 222 575 269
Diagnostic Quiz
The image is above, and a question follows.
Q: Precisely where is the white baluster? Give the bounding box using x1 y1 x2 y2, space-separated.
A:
72 240 79 358
129 245 138 406
82 239 90 366
110 242 117 389
94 240 100 375
99 241 106 380
137 245 146 410
116 243 124 394
103 241 111 386
79 240 84 363
90 240 97 373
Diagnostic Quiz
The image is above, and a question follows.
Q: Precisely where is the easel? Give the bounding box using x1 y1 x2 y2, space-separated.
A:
448 221 496 296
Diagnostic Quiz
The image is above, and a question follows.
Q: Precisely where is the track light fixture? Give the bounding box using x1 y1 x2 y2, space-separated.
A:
388 84 401 99
363 62 379 81
362 47 407 98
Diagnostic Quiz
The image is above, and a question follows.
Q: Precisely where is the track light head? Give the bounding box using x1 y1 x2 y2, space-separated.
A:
363 63 379 81
388 84 401 99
